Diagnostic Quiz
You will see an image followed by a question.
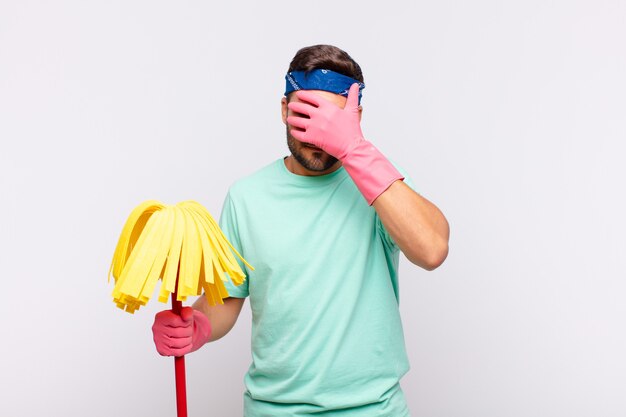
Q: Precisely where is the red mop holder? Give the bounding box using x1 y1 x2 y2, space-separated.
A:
171 290 188 417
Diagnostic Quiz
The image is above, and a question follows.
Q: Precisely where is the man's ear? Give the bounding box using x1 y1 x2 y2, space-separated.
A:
358 105 363 122
281 97 288 125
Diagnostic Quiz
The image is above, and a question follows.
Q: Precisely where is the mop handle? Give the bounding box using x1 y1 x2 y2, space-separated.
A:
171 291 188 417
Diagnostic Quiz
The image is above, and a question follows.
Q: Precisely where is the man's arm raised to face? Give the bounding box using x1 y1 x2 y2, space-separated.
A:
373 181 449 270
287 83 449 270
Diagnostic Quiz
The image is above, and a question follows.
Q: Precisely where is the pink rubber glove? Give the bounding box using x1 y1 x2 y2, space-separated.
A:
152 307 212 357
286 83 404 204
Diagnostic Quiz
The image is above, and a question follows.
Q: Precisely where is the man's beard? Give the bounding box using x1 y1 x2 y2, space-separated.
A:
286 128 338 172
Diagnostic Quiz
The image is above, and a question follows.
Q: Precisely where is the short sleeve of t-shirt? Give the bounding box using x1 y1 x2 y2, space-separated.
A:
219 192 250 298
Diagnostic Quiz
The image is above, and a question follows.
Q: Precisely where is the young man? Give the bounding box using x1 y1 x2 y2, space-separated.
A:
152 44 450 416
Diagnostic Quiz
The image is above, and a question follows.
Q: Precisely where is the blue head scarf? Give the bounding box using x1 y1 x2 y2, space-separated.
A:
285 69 365 104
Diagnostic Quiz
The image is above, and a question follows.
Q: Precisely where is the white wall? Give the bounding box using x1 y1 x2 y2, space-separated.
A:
1 1 624 416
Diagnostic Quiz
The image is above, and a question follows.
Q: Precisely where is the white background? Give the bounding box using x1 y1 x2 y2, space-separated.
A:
1 1 624 416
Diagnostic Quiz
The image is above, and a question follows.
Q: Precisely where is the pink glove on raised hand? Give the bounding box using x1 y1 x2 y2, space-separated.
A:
152 307 212 357
286 82 404 204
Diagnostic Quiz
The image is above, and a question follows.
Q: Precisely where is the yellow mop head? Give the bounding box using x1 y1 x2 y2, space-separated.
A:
108 200 253 313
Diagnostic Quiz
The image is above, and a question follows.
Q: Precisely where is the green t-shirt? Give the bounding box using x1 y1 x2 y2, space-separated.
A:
220 158 412 417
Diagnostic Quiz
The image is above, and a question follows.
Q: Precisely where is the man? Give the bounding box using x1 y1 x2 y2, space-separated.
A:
152 44 450 416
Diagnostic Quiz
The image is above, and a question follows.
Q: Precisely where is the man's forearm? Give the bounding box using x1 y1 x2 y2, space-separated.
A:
373 180 449 270
192 295 245 342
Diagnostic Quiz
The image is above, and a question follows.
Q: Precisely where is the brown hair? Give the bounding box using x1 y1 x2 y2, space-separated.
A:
287 44 364 83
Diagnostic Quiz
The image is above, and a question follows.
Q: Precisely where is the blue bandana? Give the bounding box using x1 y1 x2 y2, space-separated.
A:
285 69 365 104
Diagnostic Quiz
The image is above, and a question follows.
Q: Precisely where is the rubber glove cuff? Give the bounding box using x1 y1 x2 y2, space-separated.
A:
189 309 212 353
342 140 404 205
